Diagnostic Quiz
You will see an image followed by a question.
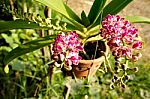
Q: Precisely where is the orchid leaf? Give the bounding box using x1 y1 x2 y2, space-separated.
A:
92 0 133 28
4 35 55 65
87 25 101 37
88 0 106 25
35 0 85 31
102 0 133 17
0 19 47 32
81 11 90 27
86 35 103 43
0 19 76 32
125 16 150 24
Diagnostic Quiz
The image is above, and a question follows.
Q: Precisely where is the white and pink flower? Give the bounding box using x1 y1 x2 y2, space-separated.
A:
52 31 83 68
100 15 143 61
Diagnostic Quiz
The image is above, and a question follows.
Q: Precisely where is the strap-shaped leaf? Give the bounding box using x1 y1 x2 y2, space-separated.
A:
88 0 106 24
81 11 90 27
0 19 47 32
4 35 55 65
35 0 85 31
91 0 133 28
102 0 133 17
125 16 150 24
0 19 76 32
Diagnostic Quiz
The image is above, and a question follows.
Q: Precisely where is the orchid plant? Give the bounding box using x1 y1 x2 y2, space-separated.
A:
52 14 143 70
1 0 150 88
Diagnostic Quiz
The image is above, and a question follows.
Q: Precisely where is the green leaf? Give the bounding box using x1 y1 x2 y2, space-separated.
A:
86 35 103 43
4 35 55 65
92 0 133 28
102 0 133 17
0 19 76 32
0 19 47 32
88 0 106 24
81 11 90 27
35 0 85 31
87 25 101 37
125 16 150 24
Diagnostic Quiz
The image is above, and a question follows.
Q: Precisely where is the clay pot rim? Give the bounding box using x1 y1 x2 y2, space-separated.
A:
79 56 105 63
79 42 109 63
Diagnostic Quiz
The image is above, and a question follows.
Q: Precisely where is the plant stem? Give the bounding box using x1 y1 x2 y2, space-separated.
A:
63 82 71 99
101 51 114 74
22 0 27 14
83 50 90 59
93 40 98 59
9 0 15 19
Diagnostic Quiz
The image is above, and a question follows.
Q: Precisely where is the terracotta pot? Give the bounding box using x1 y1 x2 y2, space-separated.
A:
72 42 109 78
72 57 104 78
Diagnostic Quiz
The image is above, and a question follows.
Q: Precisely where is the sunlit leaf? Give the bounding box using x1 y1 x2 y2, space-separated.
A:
0 19 77 32
92 0 133 27
87 25 101 37
35 0 85 31
102 0 133 17
125 16 150 24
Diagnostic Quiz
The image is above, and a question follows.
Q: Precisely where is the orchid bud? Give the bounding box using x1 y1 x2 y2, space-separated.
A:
120 82 126 89
114 66 121 73
129 67 139 72
137 53 142 59
85 95 88 99
125 75 134 80
121 64 128 70
132 55 138 62
112 78 115 83
114 75 118 80
110 83 115 89
65 65 72 71
115 57 123 62
55 19 60 26
54 62 61 67
62 23 67 30
124 75 129 80
114 66 119 71
115 61 121 67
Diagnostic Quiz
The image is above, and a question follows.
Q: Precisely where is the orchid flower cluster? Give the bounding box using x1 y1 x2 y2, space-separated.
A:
52 31 84 70
100 15 143 62
100 15 143 89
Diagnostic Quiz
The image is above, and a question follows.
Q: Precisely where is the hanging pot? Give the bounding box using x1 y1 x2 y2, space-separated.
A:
72 41 109 78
